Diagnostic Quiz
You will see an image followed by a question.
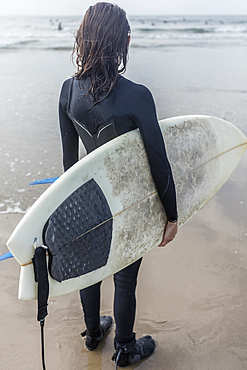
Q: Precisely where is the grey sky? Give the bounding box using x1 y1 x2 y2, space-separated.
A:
1 0 247 16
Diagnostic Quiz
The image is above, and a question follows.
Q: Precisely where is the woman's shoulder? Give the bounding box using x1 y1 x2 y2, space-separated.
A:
119 76 150 91
60 77 73 95
117 76 153 101
59 78 74 111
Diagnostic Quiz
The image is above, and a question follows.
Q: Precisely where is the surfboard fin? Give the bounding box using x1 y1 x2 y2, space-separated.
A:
0 252 13 261
29 177 59 185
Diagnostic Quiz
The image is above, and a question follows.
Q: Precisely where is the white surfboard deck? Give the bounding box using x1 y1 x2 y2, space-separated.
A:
6 115 247 300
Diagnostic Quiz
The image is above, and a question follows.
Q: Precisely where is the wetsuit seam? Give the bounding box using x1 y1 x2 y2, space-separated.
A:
73 118 93 138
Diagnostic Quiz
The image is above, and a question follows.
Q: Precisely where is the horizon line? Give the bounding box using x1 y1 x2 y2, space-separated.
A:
1 13 247 17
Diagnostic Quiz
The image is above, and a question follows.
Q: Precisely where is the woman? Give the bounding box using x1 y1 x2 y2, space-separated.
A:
58 2 178 367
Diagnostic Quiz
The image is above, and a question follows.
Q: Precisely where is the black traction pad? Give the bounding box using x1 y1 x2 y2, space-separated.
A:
44 179 113 282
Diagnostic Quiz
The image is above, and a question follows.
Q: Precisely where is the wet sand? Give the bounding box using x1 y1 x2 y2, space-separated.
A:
0 149 247 369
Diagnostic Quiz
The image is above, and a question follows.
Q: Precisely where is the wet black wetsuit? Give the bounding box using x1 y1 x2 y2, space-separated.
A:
58 75 177 343
59 75 177 222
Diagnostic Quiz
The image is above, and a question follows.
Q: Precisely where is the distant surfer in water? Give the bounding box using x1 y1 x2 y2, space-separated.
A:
58 2 178 367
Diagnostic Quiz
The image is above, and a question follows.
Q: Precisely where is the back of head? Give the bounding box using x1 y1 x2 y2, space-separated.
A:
73 2 130 105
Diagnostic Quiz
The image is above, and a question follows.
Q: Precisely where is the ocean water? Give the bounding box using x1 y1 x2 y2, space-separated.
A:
0 15 247 214
1 15 247 50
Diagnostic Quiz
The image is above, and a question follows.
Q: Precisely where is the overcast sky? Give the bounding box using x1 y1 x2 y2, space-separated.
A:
1 0 247 16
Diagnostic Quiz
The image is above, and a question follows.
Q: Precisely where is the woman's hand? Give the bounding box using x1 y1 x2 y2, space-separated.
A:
158 221 178 247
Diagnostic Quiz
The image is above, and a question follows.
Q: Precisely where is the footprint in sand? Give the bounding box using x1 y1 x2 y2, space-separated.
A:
139 318 186 333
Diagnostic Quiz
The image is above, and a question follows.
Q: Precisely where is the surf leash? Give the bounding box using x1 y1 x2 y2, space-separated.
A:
29 177 59 185
1 245 49 369
0 251 13 261
115 349 123 370
32 240 49 370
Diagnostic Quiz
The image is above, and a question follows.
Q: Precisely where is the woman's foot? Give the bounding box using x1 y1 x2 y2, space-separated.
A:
112 334 155 367
81 315 113 350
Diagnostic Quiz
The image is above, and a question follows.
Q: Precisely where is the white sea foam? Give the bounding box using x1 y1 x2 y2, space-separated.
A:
0 201 29 214
0 205 28 214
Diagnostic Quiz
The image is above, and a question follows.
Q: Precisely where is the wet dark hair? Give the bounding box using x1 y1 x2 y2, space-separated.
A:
72 2 131 105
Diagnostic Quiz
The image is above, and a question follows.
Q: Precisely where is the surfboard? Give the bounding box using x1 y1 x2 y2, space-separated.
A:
6 115 247 300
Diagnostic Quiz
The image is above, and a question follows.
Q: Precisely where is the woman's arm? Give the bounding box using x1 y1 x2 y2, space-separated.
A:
133 85 177 222
133 86 178 246
59 80 79 171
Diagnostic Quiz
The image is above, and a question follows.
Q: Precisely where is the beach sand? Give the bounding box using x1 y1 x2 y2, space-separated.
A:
1 41 247 369
1 150 247 369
